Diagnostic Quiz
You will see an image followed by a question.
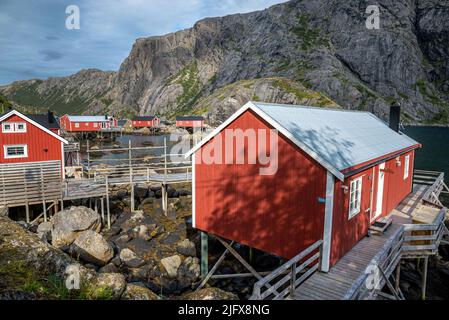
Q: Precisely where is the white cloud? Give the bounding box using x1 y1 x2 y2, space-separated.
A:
0 0 287 84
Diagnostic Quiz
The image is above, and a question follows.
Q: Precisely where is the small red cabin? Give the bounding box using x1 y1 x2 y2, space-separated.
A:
187 102 421 272
132 116 160 128
0 109 68 172
59 115 117 132
176 116 204 128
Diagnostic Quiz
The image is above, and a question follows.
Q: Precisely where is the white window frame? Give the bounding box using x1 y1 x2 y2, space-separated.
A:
348 177 363 220
93 123 98 128
4 144 28 159
74 123 80 128
2 122 27 133
404 155 410 179
2 122 14 133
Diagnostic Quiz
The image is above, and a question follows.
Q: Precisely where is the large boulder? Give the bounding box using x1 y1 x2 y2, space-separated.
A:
70 230 114 266
93 273 126 299
182 288 238 300
51 206 101 249
119 248 145 268
134 184 149 199
121 283 159 300
176 239 196 257
160 255 182 278
36 221 52 243
177 257 200 289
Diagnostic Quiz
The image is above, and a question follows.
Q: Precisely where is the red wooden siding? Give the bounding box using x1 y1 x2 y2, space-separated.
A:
59 115 113 132
330 150 415 265
176 120 204 128
0 114 63 164
132 118 160 128
195 109 327 259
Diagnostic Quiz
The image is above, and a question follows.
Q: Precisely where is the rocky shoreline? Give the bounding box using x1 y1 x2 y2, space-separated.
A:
0 183 237 300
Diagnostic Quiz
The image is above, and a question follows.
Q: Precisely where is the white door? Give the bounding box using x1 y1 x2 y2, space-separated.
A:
374 162 386 220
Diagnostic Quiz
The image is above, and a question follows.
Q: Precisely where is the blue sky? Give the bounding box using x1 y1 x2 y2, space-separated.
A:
0 0 286 85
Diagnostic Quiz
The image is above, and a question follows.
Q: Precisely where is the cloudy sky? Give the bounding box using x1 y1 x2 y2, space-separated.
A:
0 0 286 85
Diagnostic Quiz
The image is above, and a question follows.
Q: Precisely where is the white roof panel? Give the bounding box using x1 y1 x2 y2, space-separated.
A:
67 115 108 122
253 102 419 170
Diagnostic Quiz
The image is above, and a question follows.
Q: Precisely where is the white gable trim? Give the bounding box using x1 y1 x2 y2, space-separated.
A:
0 110 68 144
185 101 345 181
321 171 335 272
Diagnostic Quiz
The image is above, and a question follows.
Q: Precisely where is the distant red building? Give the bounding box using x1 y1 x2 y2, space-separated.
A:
59 115 117 132
132 116 160 128
0 110 68 172
187 102 421 272
176 116 204 128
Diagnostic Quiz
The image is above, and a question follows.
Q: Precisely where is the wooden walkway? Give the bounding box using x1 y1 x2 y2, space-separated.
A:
251 178 448 300
290 184 437 300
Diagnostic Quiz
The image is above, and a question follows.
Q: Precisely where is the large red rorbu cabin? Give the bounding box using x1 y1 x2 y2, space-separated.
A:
132 116 160 128
176 116 204 128
186 101 421 272
59 115 117 132
0 109 68 173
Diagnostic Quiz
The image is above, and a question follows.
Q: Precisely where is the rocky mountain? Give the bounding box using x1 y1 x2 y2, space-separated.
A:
1 0 448 125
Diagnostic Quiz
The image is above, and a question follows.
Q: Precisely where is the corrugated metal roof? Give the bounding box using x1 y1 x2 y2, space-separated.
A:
176 116 204 121
133 116 156 121
253 102 419 171
67 115 109 122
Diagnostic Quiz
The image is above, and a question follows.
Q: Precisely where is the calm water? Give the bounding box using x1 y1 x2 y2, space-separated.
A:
79 134 185 166
404 126 449 183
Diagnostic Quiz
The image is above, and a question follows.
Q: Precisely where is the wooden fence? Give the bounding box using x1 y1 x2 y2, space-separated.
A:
250 240 323 300
0 161 62 208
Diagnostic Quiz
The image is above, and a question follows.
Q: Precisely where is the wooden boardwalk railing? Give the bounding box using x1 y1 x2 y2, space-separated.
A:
414 170 448 207
250 240 323 300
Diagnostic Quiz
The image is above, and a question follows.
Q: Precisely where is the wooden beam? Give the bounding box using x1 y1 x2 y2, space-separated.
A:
421 256 428 300
201 232 208 278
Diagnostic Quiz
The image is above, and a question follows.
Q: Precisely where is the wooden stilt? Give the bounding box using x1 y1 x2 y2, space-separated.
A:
25 202 30 224
395 262 401 292
201 232 208 278
43 200 47 222
161 184 167 215
197 242 233 291
421 257 428 300
105 177 111 229
101 197 105 224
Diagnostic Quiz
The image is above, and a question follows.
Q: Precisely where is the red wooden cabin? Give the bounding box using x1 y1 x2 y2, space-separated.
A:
0 109 68 172
132 116 160 128
176 116 204 128
59 115 117 132
186 102 420 272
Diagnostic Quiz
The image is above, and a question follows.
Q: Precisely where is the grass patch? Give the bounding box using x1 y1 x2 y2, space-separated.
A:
291 14 330 51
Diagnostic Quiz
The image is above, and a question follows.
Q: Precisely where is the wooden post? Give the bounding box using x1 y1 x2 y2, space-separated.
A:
129 140 135 212
25 202 30 224
201 232 208 278
105 177 111 229
290 263 297 298
395 262 401 293
161 184 167 215
87 140 90 179
101 197 105 224
421 257 428 300
43 200 47 222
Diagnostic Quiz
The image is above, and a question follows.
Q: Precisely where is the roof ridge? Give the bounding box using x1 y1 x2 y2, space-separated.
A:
252 101 372 114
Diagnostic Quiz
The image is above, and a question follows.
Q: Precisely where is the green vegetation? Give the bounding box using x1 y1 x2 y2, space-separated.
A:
168 61 203 118
0 93 12 113
291 14 330 51
0 259 113 300
272 78 333 106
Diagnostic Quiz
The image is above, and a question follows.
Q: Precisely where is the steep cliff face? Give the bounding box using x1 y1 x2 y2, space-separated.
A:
1 0 448 125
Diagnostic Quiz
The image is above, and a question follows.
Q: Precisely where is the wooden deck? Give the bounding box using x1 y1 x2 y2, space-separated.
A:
251 177 448 300
290 184 439 300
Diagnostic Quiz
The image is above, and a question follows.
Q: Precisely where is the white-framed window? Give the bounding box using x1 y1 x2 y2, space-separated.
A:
93 123 98 128
4 144 28 159
2 122 27 133
349 177 363 219
404 155 410 179
74 123 80 128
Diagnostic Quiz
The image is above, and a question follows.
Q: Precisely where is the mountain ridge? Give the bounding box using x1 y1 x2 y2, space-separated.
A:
1 0 448 126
